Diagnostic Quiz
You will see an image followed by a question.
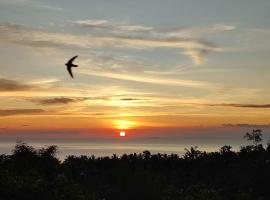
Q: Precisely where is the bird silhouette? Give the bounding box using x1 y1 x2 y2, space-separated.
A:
65 56 78 78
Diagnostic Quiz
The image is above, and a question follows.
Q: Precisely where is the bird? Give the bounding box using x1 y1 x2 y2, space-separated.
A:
65 55 78 78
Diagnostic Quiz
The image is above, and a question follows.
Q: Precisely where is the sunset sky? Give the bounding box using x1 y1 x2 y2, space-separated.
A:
0 0 270 141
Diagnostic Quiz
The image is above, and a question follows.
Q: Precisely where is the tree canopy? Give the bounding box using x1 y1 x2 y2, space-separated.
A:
0 132 270 200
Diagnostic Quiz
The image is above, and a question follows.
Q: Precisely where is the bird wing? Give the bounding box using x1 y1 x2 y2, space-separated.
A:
67 66 74 78
67 55 78 65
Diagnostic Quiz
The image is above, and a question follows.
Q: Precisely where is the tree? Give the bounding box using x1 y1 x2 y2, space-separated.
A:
184 146 202 159
244 129 263 147
220 145 232 154
39 145 58 157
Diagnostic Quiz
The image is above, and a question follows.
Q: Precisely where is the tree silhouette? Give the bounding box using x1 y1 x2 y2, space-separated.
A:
220 145 232 154
184 146 203 159
0 131 269 200
244 129 263 147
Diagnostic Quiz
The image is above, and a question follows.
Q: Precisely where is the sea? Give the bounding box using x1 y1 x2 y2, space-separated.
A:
0 138 249 160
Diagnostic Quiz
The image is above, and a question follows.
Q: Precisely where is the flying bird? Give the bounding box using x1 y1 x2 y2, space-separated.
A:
65 55 78 78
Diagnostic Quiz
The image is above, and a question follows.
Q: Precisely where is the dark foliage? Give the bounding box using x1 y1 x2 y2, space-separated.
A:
1 137 270 200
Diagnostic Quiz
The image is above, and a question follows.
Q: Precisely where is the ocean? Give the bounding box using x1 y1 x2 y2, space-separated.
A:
0 138 246 160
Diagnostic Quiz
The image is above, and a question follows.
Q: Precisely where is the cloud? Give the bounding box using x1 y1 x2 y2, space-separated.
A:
212 24 235 31
0 78 34 91
82 53 145 72
223 123 270 128
0 0 63 11
80 70 213 89
0 78 61 94
143 66 236 75
117 25 153 32
74 19 234 35
183 49 209 65
0 109 45 116
120 98 148 101
73 19 234 64
28 95 112 106
73 19 153 32
207 103 270 108
74 19 110 28
144 65 189 75
0 21 231 64
0 23 88 50
33 97 87 105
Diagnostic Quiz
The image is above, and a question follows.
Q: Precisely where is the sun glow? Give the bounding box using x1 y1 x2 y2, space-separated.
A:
119 131 126 137
114 120 136 130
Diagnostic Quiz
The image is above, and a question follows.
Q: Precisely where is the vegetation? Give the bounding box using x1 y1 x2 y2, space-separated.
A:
0 130 270 200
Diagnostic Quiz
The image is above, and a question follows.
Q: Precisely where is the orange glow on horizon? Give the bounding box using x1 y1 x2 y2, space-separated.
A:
114 120 136 130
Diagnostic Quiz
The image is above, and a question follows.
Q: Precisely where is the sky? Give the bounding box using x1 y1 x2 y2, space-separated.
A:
0 0 270 143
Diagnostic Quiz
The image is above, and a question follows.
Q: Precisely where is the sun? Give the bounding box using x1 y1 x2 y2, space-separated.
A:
119 131 126 137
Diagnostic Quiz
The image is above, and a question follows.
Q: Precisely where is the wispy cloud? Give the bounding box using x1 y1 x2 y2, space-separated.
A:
120 98 148 101
144 66 237 75
73 19 111 28
73 19 153 32
0 78 35 91
183 49 209 65
0 21 232 64
81 52 145 72
80 69 213 89
73 19 234 35
73 19 234 64
0 109 45 116
0 0 63 11
207 103 270 108
0 23 86 53
32 97 87 105
0 77 61 93
223 123 270 128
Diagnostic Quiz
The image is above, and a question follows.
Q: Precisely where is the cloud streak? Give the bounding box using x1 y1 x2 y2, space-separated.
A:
1 0 63 11
207 103 270 108
74 19 234 64
80 70 213 89
73 19 153 32
0 22 231 64
0 78 35 91
33 97 87 105
223 123 270 128
0 109 45 116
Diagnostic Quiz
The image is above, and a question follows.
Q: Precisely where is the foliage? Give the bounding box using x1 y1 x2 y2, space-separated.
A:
0 131 270 199
244 129 263 146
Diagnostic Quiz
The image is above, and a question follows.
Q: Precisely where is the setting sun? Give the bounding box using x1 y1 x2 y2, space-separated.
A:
119 131 126 137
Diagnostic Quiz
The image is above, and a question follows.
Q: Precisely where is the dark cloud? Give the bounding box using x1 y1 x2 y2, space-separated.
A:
120 98 147 101
0 78 34 91
31 96 111 106
223 124 270 128
0 109 45 116
207 103 270 108
91 113 105 116
34 97 86 105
